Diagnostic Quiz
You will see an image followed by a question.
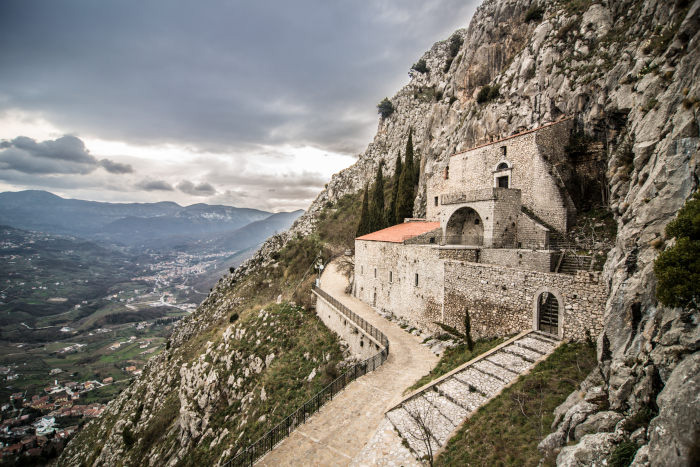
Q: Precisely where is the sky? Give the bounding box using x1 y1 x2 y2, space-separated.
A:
0 0 478 212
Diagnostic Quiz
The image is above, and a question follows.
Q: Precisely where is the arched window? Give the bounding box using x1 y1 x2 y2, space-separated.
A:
496 162 509 171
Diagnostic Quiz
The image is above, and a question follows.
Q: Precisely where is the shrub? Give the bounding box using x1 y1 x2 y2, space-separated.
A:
654 191 700 308
449 34 463 58
608 439 638 467
476 84 500 104
411 58 429 74
377 97 395 119
524 5 544 22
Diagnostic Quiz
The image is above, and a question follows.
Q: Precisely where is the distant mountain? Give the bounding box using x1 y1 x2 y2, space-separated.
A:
173 210 304 254
0 190 274 247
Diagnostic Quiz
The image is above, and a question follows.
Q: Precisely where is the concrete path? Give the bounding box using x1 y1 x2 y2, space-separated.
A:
257 261 438 466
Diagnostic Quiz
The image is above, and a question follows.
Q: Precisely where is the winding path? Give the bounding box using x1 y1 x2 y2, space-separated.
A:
257 261 438 466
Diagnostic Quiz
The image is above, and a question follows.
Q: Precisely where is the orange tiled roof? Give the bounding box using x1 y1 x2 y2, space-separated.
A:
356 221 440 243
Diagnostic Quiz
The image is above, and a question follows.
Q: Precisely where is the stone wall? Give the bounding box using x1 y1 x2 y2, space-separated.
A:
426 119 574 233
517 212 550 249
479 248 554 273
354 240 443 331
314 292 381 360
437 247 479 262
443 261 606 341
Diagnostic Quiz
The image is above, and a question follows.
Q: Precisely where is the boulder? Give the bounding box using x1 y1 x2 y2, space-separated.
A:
646 352 700 466
574 411 624 441
557 432 621 467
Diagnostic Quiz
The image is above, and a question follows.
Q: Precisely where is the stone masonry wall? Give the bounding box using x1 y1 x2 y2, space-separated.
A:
426 119 574 232
354 240 443 331
443 261 606 341
315 293 380 361
517 212 550 249
479 248 554 273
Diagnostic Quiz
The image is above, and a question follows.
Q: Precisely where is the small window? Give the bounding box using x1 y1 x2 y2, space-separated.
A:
374 268 377 278
496 162 509 171
414 273 419 287
444 166 449 179
474 218 480 225
429 237 435 244
434 196 439 206
389 271 393 282
361 266 363 274
496 175 509 188
501 146 507 157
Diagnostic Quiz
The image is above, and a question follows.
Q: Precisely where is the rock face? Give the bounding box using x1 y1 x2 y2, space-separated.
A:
59 0 700 465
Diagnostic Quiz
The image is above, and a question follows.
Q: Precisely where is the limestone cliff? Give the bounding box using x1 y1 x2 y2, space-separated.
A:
59 0 699 465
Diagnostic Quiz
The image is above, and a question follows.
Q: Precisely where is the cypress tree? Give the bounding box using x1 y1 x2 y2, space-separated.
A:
356 184 370 237
388 152 402 226
395 130 415 224
368 161 386 231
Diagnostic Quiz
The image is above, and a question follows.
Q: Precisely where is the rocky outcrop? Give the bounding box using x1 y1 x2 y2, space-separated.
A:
59 0 699 465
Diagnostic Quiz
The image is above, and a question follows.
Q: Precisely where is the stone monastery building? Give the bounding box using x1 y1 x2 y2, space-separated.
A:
353 118 606 341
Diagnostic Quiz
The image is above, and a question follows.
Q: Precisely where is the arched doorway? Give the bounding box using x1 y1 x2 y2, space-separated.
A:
445 207 484 245
537 291 559 335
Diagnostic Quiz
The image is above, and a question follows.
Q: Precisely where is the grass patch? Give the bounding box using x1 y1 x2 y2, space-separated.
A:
436 341 596 467
407 337 506 393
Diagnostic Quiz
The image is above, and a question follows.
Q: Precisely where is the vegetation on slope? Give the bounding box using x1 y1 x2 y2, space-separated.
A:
436 342 597 466
654 190 699 308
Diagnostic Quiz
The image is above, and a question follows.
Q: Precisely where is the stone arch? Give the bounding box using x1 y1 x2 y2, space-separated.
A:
532 287 564 339
495 160 511 171
445 207 484 245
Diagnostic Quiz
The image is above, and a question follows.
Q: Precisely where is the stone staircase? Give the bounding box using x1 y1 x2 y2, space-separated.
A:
557 253 593 274
384 330 560 460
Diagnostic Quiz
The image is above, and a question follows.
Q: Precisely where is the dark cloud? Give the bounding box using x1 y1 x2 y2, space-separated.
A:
0 0 478 154
0 135 128 176
176 180 216 196
99 158 133 174
136 179 174 191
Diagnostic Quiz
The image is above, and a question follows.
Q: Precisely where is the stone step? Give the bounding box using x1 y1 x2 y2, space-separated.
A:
502 344 541 363
454 366 508 396
472 360 518 385
487 352 531 374
531 330 560 344
422 389 469 426
517 336 556 354
436 378 487 412
386 407 433 458
402 396 456 446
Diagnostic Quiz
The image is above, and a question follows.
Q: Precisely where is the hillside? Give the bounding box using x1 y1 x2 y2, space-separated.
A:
0 190 272 248
58 0 699 465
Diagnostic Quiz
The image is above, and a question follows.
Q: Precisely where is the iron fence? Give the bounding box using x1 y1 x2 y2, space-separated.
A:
223 286 389 467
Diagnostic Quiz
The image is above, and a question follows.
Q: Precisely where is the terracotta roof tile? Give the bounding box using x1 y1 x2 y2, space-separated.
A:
356 221 440 243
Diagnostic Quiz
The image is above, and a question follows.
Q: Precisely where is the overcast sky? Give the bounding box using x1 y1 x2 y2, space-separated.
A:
0 0 477 212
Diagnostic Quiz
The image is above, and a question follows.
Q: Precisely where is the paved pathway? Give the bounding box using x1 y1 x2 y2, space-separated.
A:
366 331 560 463
258 261 438 466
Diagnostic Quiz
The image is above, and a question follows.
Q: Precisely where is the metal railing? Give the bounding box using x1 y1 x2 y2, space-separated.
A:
223 286 389 467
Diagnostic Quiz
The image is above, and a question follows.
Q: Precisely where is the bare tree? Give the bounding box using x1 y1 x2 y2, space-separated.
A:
402 399 438 466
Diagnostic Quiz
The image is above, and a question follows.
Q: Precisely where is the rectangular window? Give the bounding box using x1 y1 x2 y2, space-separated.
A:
444 166 449 179
361 266 363 274
374 268 377 278
389 271 393 282
501 146 507 157
434 196 438 206
414 273 419 287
